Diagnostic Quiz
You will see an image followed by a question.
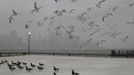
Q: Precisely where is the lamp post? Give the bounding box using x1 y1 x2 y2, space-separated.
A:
28 32 31 55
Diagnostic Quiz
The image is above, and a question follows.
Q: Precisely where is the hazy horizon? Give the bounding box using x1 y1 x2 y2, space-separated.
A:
0 0 134 50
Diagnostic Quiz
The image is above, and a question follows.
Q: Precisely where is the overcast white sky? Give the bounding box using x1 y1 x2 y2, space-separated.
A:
0 0 134 50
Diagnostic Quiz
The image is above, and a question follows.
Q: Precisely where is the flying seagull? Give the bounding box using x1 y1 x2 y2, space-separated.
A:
77 12 87 24
120 36 129 43
100 40 106 45
99 32 110 38
44 17 49 21
107 24 118 31
55 25 64 31
54 10 63 16
109 6 119 12
12 9 20 16
55 0 60 2
110 29 122 38
87 7 94 12
31 2 42 14
127 21 134 24
54 10 60 14
68 9 75 14
89 28 101 37
102 13 113 22
96 40 106 46
8 16 14 24
122 1 134 7
96 0 106 8
88 22 99 27
85 38 93 44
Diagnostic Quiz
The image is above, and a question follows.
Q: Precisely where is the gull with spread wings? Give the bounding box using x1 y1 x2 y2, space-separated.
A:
31 2 42 14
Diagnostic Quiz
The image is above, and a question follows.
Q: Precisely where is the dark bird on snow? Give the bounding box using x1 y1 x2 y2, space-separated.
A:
23 62 28 65
53 72 57 75
72 70 80 75
17 64 24 69
39 62 44 66
30 63 36 67
7 62 14 67
53 66 59 72
11 61 18 65
17 60 22 64
37 66 44 70
8 66 16 71
25 66 33 72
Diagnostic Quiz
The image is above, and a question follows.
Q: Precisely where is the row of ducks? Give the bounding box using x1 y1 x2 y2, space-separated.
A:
0 59 45 71
0 59 80 75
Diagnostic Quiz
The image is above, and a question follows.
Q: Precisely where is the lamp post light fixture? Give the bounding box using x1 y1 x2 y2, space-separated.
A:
28 32 31 55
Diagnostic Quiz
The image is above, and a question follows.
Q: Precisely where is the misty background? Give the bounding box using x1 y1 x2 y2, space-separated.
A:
0 0 134 50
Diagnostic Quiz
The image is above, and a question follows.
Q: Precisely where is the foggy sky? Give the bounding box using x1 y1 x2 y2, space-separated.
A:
0 0 134 50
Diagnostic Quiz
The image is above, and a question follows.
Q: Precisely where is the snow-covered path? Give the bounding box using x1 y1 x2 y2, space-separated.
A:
0 55 134 75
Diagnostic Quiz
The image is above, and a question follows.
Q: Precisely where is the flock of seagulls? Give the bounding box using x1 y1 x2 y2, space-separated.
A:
7 0 133 48
0 59 80 75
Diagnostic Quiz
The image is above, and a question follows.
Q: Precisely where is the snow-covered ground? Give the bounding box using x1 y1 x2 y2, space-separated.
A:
0 55 134 75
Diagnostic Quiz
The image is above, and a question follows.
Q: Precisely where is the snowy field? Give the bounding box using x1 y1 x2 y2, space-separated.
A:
0 55 134 75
